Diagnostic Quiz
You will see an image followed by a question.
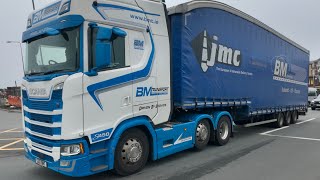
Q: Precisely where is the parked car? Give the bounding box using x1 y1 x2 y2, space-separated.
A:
308 87 318 106
310 95 320 110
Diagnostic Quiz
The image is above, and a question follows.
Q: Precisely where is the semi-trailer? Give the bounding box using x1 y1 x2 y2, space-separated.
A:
21 0 309 177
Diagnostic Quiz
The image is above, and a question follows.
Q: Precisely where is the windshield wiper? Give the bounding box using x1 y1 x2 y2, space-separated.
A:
26 72 45 76
43 69 75 75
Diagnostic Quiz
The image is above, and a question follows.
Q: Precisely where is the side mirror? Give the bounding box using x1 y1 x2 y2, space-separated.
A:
95 41 112 68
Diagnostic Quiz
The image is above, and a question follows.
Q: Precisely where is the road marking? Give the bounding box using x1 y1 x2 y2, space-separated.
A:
260 126 289 135
0 148 24 151
0 128 18 134
0 139 24 150
260 118 317 135
7 131 23 133
296 118 316 125
0 138 23 141
262 134 320 142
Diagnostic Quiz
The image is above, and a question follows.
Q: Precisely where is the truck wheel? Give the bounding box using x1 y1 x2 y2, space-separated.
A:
114 128 149 176
291 111 298 124
274 113 284 128
311 107 316 110
284 111 291 126
194 119 210 150
215 116 231 146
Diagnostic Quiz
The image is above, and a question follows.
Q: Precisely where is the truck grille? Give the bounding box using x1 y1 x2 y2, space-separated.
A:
22 90 63 111
23 89 63 162
25 122 61 136
24 111 62 124
22 89 63 139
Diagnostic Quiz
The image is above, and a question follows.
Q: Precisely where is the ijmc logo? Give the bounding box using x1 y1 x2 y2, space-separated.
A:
192 30 242 72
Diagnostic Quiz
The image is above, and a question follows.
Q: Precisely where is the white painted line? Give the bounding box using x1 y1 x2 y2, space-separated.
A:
7 131 23 133
0 148 24 151
296 118 316 125
262 134 320 142
0 138 23 141
0 128 18 134
260 126 289 135
0 139 24 150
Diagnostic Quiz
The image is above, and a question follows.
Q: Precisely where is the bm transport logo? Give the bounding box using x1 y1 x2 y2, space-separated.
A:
192 30 242 72
272 56 307 86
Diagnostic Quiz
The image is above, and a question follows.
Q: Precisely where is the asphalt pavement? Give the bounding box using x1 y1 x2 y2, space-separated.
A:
1 109 320 180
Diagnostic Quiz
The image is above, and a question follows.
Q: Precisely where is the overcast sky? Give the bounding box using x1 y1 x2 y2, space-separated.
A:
0 0 319 88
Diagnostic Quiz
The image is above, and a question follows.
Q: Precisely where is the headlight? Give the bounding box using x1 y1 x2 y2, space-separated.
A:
53 83 64 90
311 100 315 103
60 144 84 156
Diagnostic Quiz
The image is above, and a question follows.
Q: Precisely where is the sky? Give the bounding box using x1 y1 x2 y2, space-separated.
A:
0 0 319 88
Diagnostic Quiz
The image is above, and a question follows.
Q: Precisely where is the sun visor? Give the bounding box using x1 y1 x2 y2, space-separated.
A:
22 15 84 42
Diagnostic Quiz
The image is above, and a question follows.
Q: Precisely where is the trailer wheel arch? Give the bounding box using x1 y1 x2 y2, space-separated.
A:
108 116 157 170
211 111 234 131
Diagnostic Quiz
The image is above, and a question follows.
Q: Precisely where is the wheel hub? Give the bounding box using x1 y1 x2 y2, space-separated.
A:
121 139 142 164
197 123 208 142
219 121 229 140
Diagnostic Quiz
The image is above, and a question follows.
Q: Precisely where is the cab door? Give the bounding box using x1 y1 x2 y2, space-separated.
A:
83 24 133 142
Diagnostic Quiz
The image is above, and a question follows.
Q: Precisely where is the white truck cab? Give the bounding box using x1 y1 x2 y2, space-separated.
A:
22 0 172 176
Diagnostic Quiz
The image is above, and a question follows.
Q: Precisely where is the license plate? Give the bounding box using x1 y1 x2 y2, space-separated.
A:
35 158 47 167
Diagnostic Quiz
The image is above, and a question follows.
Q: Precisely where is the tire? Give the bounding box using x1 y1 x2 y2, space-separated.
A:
114 128 149 176
273 113 284 128
291 111 298 124
284 111 291 126
194 119 210 150
311 107 316 110
215 116 232 146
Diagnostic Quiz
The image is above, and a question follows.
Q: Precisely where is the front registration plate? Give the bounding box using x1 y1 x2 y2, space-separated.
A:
35 158 47 167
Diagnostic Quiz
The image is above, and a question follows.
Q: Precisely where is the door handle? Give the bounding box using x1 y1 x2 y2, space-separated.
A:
123 96 131 106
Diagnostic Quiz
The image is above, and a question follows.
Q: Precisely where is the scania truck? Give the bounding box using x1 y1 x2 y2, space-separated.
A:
21 0 309 177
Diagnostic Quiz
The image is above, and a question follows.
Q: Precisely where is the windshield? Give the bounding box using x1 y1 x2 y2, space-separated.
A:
308 90 317 96
25 26 80 76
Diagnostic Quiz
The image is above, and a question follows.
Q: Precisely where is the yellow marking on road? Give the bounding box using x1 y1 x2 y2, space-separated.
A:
0 139 24 150
0 148 24 151
0 128 18 134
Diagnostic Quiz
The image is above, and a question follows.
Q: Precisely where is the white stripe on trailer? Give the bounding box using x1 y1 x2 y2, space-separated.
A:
243 119 277 128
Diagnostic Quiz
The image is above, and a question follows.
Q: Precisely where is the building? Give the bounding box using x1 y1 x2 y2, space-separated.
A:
309 59 320 88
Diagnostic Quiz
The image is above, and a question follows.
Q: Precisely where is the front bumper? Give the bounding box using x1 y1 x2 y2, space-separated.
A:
24 136 110 177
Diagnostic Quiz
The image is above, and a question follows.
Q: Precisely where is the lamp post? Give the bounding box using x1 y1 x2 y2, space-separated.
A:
6 41 25 76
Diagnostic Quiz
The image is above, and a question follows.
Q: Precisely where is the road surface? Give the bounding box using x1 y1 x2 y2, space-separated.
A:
0 109 320 180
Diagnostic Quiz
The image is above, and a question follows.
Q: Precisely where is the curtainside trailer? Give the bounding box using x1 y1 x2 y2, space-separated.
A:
21 0 309 177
